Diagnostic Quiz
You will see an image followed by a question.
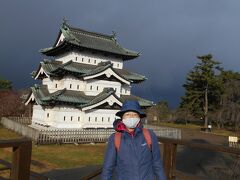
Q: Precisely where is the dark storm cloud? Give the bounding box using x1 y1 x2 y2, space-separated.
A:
1 0 240 108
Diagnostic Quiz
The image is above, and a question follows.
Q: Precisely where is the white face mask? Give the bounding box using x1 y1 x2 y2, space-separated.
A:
122 118 140 128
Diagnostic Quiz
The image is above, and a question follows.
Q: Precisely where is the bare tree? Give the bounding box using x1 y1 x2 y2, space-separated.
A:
0 89 31 118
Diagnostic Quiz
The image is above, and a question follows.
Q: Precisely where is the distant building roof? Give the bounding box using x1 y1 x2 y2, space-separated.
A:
40 22 140 60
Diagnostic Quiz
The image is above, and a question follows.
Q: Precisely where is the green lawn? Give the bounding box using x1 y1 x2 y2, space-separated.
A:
157 122 240 137
157 122 202 129
0 125 106 174
0 125 21 139
0 143 106 174
31 143 106 169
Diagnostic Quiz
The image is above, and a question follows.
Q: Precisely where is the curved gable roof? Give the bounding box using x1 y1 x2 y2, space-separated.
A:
24 85 153 108
40 23 139 60
34 60 146 83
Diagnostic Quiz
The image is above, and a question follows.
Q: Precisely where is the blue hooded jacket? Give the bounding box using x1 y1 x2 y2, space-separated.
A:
101 120 166 180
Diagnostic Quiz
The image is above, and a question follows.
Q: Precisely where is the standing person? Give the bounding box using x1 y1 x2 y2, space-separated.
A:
101 100 166 180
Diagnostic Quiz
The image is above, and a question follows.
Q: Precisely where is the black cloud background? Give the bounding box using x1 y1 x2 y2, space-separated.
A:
1 0 240 108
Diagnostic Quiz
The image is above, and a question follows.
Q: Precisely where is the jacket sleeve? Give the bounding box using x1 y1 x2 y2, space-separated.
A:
101 133 117 180
150 130 166 180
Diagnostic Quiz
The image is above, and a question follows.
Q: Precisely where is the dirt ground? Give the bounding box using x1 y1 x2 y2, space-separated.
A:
174 128 239 180
181 128 229 145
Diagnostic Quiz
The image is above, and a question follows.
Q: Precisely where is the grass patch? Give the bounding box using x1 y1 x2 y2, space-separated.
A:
0 125 21 140
0 142 107 174
31 144 106 169
211 129 240 137
157 122 202 129
0 125 107 174
156 122 240 137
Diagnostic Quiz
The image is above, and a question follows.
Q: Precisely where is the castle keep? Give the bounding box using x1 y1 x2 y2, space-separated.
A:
25 22 153 129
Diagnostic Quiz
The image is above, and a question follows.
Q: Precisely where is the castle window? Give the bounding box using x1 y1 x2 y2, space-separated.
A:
71 116 73 121
90 85 92 90
125 89 127 94
77 85 79 89
75 57 78 61
78 117 80 122
47 113 49 118
89 117 91 122
117 63 119 67
102 117 104 122
108 117 110 122
88 59 90 63
94 60 96 64
70 84 72 89
97 86 98 90
55 84 57 88
95 117 97 122
64 116 66 121
82 58 84 62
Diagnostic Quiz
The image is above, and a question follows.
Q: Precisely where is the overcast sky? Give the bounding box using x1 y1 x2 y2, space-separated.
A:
1 0 240 108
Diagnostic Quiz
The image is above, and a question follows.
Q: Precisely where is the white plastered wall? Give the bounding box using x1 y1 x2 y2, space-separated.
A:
43 78 64 93
42 76 85 93
85 79 122 96
47 106 84 128
32 105 46 125
42 75 131 96
55 50 123 69
84 109 118 128
32 105 84 128
31 104 117 129
63 76 85 91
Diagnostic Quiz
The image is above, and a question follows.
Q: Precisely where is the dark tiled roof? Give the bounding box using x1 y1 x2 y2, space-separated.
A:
29 85 103 107
79 88 119 108
120 95 154 107
115 68 147 82
30 85 50 105
26 85 153 108
34 60 146 83
40 23 139 60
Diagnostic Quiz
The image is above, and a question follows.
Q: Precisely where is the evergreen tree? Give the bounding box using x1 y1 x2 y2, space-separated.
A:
0 76 12 89
180 54 223 128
